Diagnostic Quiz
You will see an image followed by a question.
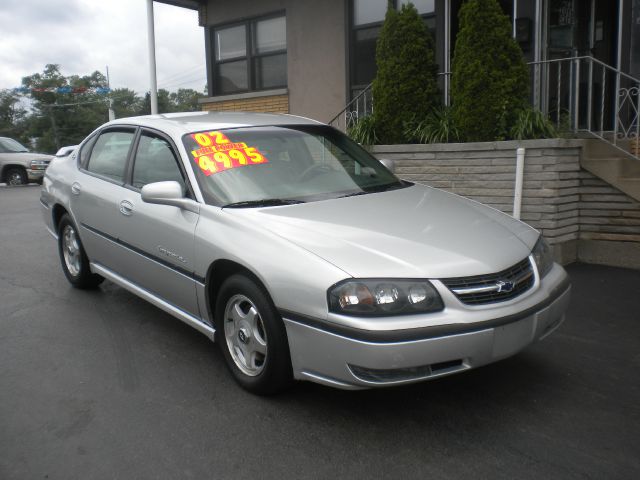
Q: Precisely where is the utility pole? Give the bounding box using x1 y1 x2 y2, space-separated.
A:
146 0 159 114
46 105 61 150
106 65 115 121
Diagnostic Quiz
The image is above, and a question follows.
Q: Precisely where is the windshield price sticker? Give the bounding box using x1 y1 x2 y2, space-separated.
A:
190 131 268 176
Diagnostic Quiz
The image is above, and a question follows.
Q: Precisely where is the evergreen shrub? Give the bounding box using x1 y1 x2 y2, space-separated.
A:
372 3 439 144
451 0 529 142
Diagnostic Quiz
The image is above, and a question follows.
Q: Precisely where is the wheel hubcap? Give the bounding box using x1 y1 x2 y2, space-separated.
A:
224 294 267 376
8 172 23 185
62 225 81 277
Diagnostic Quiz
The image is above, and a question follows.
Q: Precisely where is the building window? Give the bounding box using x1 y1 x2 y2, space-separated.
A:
350 1 436 97
212 14 287 96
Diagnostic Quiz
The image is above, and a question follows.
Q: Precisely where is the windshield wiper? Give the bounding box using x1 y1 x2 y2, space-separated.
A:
221 198 306 208
339 182 405 198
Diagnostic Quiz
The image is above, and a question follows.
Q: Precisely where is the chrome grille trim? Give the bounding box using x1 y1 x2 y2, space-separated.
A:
441 257 534 305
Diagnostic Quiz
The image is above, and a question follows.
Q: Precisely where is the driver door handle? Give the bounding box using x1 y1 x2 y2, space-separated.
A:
119 200 134 216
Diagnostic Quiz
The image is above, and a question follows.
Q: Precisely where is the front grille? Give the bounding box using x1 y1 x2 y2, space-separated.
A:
441 257 534 306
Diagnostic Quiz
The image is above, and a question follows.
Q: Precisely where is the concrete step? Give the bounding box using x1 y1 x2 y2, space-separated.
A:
616 178 640 201
581 157 640 201
582 157 640 178
580 137 640 201
583 137 636 158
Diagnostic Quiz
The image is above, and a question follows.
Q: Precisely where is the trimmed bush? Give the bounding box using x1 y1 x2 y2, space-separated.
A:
404 106 460 144
348 115 379 145
372 3 439 144
510 107 557 140
451 0 529 142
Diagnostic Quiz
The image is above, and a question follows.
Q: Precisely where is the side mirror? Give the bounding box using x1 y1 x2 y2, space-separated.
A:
379 158 395 173
141 181 200 214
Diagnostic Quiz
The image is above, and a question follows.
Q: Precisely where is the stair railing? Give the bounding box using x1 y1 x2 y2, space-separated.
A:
330 56 640 160
328 84 373 131
528 56 640 158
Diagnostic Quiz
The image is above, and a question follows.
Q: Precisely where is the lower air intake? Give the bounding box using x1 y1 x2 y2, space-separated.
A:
348 359 464 384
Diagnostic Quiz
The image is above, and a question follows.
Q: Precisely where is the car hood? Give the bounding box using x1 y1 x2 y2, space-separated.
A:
228 184 540 279
0 152 53 162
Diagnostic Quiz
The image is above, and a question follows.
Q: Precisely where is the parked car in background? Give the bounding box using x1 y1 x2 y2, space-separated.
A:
54 145 78 158
40 112 571 394
0 137 53 185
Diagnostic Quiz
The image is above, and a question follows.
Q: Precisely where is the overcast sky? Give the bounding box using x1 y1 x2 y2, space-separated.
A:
0 0 206 94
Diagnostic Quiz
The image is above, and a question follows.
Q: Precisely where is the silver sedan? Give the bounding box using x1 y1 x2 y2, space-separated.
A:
40 112 570 394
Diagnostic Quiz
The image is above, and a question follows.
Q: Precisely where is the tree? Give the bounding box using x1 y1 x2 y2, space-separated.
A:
451 0 529 142
0 89 28 144
21 64 111 152
372 2 439 144
140 88 203 114
10 65 205 153
111 88 143 118
170 88 202 112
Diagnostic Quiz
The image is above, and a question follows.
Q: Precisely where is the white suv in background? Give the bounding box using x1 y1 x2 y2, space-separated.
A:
0 137 53 185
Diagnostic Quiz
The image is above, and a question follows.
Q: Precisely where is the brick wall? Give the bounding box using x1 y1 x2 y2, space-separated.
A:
371 139 640 267
200 94 289 114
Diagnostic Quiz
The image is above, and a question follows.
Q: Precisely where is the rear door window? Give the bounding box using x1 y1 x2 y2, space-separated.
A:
86 130 135 182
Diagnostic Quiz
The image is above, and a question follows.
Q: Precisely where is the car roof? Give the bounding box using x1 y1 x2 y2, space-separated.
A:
103 111 324 137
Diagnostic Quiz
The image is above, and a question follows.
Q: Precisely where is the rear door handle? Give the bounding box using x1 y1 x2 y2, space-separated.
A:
71 182 81 195
119 200 134 216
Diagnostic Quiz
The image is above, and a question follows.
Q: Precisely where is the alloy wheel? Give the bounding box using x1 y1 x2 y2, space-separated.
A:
62 224 81 277
7 171 25 186
223 294 268 376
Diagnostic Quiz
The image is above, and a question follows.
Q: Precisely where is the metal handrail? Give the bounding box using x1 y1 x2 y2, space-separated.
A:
329 56 640 160
529 56 640 84
526 56 640 157
328 83 373 129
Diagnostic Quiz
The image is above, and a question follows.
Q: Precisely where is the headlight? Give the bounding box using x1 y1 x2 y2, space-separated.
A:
328 279 444 316
532 235 554 278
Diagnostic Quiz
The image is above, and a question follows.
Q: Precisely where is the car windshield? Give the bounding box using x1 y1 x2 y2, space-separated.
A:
182 125 405 206
0 137 29 153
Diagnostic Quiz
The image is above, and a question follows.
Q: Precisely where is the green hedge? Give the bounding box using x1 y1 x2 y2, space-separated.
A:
372 2 439 144
451 0 529 142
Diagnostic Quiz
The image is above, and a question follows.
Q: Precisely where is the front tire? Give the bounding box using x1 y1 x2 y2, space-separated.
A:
57 214 104 289
215 274 292 395
6 167 27 186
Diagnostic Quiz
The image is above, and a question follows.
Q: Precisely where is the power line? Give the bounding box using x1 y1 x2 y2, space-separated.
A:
159 74 206 90
157 64 205 84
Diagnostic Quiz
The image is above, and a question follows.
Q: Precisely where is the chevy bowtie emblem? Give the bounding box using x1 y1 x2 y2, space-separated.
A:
495 280 515 293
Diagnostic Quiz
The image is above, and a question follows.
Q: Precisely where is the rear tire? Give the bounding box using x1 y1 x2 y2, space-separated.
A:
57 214 104 289
215 274 292 395
6 167 27 186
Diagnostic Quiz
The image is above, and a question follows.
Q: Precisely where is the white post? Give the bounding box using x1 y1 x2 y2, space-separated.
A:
513 147 525 220
106 65 115 121
513 0 517 38
146 0 159 115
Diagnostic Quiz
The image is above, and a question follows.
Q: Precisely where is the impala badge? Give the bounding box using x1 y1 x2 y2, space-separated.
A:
157 246 187 264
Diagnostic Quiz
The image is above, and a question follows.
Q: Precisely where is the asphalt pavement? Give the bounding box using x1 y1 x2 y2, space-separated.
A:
1 185 639 479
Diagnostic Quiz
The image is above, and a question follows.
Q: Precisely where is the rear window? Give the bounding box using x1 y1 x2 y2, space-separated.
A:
86 131 135 182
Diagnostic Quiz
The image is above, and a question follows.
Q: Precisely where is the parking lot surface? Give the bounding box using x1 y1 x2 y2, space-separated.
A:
1 185 639 479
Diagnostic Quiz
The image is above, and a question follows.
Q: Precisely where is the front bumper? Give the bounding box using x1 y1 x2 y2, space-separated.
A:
283 266 571 390
27 168 45 181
